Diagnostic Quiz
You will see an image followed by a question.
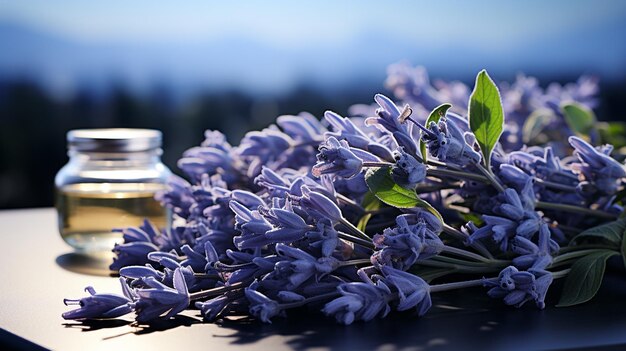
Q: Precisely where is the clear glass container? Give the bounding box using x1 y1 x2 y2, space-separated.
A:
55 128 172 252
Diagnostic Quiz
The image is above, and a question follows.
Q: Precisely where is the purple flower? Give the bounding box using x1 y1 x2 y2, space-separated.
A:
372 214 443 270
294 185 343 222
110 230 159 272
483 266 553 309
245 288 282 323
467 185 543 251
134 268 190 323
62 278 135 320
391 148 426 189
322 281 392 325
195 295 231 322
324 111 376 150
259 200 312 243
268 244 339 290
510 224 558 270
229 200 273 250
419 117 481 166
381 266 431 314
156 176 195 219
569 136 626 196
312 137 363 179
305 219 340 257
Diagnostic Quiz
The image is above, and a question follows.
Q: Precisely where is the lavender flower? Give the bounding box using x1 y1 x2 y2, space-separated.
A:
269 244 339 290
62 279 135 320
391 148 426 189
305 219 340 257
381 265 431 314
569 136 626 196
294 185 342 222
322 281 392 325
195 295 231 322
134 268 190 323
312 136 363 179
245 288 282 323
419 117 481 166
372 214 443 271
467 184 543 251
229 200 273 250
483 266 553 309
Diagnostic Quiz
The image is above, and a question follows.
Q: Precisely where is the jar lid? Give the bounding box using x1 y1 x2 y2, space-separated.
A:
67 128 162 152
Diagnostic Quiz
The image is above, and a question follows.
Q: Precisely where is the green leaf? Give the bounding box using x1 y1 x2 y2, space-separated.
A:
557 250 618 307
561 102 596 137
570 217 626 247
598 121 626 148
356 191 381 232
365 167 442 222
468 70 504 169
420 103 452 163
521 108 557 144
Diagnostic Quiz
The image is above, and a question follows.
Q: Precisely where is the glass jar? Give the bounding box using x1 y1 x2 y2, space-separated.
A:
55 128 172 252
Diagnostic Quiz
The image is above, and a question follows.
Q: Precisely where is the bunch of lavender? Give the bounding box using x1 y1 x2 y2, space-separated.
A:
63 67 626 326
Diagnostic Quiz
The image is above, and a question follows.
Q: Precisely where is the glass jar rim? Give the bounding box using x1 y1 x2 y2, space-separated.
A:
67 128 162 153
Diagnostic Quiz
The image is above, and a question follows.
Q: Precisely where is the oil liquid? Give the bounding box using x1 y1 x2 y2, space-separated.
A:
56 183 169 252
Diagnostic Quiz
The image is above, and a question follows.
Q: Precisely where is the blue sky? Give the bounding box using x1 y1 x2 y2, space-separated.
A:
3 0 626 45
1 1 626 95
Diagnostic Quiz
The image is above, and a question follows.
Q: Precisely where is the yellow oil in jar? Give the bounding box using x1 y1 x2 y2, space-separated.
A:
56 183 169 252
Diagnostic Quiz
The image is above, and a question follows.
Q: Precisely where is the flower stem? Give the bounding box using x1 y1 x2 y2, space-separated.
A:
551 268 571 279
339 258 372 267
362 161 393 168
279 292 340 310
337 231 374 249
534 179 577 192
536 201 619 219
551 248 616 265
430 278 484 293
339 217 372 241
190 281 248 301
427 168 488 183
442 224 494 259
415 259 499 274
441 245 492 263
475 163 505 193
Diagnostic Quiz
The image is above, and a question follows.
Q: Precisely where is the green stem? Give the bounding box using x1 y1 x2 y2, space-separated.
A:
339 217 372 241
415 259 499 274
534 179 577 192
536 201 618 219
337 232 374 249
551 268 571 279
558 244 618 254
551 249 616 266
430 278 484 293
362 161 393 168
441 245 492 263
427 168 488 183
189 281 248 301
475 162 505 193
442 224 494 259
339 258 372 267
279 292 340 310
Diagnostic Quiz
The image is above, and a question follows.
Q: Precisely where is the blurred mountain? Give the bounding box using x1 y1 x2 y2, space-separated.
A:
0 18 625 98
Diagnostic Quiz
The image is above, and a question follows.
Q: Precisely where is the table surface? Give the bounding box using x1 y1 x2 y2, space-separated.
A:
2 208 626 351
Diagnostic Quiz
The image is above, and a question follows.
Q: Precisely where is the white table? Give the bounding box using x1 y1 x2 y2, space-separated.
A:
2 208 626 351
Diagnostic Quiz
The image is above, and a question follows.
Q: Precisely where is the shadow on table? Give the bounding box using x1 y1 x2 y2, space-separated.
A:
63 315 202 339
56 252 116 277
59 275 626 350
211 278 626 351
